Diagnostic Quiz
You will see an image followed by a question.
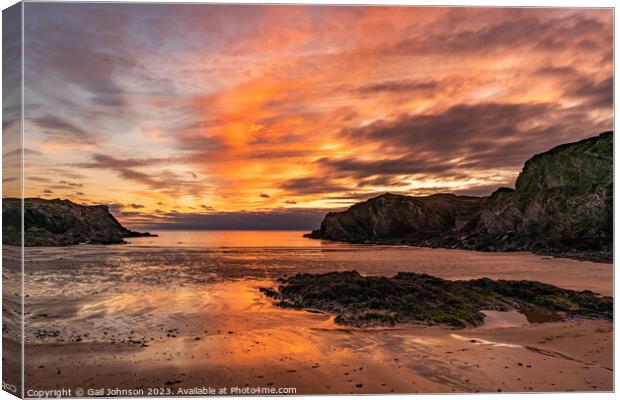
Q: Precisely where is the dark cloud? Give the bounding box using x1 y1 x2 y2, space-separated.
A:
50 182 86 191
532 66 612 110
356 79 438 94
3 148 44 158
45 178 84 193
31 115 99 145
356 176 411 188
317 156 456 180
128 208 330 230
75 153 174 169
284 200 297 204
329 101 612 182
564 76 613 109
280 177 350 195
58 180 82 187
121 211 145 217
534 65 579 77
73 153 207 197
27 176 52 183
260 193 271 198
128 203 145 209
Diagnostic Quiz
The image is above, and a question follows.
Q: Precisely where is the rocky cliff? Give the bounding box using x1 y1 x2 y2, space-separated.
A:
307 132 613 262
2 198 155 246
306 193 482 242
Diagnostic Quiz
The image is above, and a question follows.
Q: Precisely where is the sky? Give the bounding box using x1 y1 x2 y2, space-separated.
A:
17 4 613 229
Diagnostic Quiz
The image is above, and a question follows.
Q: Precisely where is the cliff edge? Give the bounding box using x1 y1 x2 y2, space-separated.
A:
2 198 156 246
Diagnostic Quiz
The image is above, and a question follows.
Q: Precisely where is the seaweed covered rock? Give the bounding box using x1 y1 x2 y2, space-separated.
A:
2 198 155 246
261 271 612 328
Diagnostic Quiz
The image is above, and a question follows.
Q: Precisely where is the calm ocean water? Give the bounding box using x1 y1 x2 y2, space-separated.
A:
125 229 340 248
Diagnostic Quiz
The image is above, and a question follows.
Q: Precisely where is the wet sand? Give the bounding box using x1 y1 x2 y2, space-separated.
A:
10 240 614 395
23 280 613 394
23 318 613 394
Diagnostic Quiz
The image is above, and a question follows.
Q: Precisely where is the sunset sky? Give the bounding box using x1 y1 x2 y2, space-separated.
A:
19 4 612 229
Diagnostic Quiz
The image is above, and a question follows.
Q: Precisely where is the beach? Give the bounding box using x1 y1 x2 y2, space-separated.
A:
8 230 614 394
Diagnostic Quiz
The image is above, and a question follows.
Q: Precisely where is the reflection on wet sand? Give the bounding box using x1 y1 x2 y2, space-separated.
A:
19 239 613 394
24 279 613 394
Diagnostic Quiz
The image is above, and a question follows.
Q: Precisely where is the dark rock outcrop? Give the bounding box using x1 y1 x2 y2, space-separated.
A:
307 132 613 262
2 198 156 246
261 271 612 328
305 193 482 242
